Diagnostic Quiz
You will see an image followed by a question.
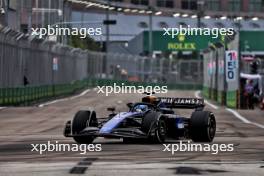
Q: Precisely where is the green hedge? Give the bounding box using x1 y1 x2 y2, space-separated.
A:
226 90 237 108
202 86 209 98
217 90 225 105
203 85 237 108
0 81 87 106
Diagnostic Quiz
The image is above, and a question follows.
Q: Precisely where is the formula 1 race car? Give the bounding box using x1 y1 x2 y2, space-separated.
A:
64 94 216 144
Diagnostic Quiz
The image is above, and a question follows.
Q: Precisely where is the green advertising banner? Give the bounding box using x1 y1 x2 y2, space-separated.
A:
240 31 264 51
143 31 223 52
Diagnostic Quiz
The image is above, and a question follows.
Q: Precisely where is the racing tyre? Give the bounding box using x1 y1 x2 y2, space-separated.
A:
154 118 167 143
190 111 216 142
72 110 98 144
142 112 167 143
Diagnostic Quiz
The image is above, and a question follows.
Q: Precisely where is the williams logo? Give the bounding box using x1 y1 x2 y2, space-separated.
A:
157 97 204 105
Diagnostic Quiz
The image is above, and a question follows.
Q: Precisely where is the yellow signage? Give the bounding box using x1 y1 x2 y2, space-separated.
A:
168 43 196 50
167 34 196 50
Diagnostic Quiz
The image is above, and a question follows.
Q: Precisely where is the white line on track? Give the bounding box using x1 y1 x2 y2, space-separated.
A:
250 122 264 129
195 91 219 110
225 108 251 124
0 107 6 110
38 88 91 107
194 90 264 129
226 108 264 129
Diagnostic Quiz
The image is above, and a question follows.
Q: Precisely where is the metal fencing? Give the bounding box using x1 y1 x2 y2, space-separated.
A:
0 26 203 105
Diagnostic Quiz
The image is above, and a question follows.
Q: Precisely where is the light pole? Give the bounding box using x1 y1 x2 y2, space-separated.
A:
102 0 110 78
148 6 153 58
237 15 242 109
105 0 110 53
103 0 118 77
197 0 205 28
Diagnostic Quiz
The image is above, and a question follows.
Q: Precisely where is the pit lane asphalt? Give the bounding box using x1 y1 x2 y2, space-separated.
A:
0 90 263 176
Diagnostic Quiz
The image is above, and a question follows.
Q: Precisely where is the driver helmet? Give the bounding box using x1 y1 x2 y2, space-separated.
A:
135 105 148 112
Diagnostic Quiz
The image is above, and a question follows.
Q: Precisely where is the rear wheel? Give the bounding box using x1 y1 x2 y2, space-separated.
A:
190 111 216 142
72 110 97 144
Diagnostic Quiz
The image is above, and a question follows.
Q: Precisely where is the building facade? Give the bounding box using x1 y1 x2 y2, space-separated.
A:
107 0 264 12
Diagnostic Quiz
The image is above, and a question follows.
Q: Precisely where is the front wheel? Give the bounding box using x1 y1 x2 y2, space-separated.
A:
190 111 216 142
154 118 167 143
72 110 97 144
142 112 167 143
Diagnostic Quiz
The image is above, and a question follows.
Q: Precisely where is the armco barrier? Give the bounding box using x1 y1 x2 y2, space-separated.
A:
0 78 202 106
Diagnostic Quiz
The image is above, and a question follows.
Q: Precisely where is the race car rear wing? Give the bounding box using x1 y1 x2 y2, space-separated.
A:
156 97 205 109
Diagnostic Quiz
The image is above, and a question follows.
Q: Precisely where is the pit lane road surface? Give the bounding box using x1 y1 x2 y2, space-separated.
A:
0 90 263 176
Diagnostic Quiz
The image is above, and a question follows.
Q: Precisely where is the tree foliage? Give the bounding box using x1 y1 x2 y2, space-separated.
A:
69 35 101 51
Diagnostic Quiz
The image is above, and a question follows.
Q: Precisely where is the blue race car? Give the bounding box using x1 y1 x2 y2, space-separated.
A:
64 94 216 143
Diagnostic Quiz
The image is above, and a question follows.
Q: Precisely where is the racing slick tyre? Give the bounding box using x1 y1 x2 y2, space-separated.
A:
142 112 167 143
72 110 98 144
190 111 216 142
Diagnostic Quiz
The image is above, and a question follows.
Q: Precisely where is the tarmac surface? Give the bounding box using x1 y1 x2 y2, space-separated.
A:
0 89 263 176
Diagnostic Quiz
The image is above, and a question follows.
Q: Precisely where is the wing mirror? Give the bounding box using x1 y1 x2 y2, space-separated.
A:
126 103 133 109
